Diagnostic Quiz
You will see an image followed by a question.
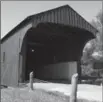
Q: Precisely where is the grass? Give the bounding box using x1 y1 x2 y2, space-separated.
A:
1 87 68 102
1 87 101 102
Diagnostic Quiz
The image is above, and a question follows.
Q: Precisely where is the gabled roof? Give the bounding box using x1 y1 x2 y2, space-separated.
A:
1 5 98 43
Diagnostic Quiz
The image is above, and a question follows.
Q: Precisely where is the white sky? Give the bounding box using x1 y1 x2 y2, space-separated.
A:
1 1 102 38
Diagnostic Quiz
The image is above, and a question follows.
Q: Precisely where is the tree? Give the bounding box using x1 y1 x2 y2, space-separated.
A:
91 9 103 41
91 9 102 29
91 9 103 62
82 9 103 63
97 10 103 26
81 9 103 77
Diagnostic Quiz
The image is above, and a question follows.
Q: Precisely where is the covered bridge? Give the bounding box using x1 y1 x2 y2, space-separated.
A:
1 5 98 86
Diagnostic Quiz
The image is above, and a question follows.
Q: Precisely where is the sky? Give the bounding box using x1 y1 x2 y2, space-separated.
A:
1 1 102 38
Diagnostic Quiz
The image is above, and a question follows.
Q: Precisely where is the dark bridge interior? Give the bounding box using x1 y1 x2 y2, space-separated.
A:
20 22 95 82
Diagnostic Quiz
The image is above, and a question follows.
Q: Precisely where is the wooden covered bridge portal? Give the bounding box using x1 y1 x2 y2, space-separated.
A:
20 22 95 83
1 5 98 86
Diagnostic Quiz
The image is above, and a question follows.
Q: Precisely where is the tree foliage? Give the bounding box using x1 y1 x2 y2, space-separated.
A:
82 9 103 64
91 9 102 31
81 9 103 77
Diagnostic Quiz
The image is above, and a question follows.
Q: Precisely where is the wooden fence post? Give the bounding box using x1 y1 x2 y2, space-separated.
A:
70 73 78 102
29 71 34 90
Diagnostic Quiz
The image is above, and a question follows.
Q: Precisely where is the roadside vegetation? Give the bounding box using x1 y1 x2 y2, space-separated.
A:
81 9 103 84
1 86 101 102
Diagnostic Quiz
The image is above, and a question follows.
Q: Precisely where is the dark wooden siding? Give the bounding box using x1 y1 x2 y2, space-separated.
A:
32 5 97 35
